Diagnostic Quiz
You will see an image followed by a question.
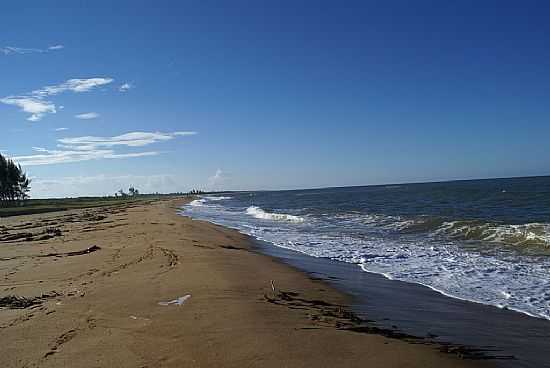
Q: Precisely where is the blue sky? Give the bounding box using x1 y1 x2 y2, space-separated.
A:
1 1 550 197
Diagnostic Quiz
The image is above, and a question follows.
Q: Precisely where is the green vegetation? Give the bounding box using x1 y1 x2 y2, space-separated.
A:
0 153 30 207
188 189 205 194
116 186 140 197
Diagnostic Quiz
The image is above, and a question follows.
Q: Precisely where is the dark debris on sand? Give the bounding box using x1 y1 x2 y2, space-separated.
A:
264 289 516 362
0 227 63 242
0 292 60 309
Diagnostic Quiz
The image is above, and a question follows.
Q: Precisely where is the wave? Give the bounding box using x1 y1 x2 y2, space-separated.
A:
332 212 550 250
393 217 550 250
433 221 550 249
204 196 232 201
189 196 232 207
245 206 305 223
189 199 206 206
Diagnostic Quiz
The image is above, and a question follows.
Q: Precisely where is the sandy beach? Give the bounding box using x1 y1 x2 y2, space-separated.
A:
0 198 491 367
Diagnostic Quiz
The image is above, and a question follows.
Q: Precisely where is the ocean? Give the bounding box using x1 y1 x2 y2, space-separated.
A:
184 176 550 321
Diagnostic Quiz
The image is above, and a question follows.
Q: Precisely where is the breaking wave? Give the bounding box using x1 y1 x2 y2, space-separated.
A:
334 212 550 251
246 206 305 222
189 199 206 207
433 221 550 248
204 196 233 201
189 196 232 207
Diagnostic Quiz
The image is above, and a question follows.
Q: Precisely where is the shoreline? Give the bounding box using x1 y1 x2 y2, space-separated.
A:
251 237 550 367
1 198 491 367
181 200 550 367
184 208 548 322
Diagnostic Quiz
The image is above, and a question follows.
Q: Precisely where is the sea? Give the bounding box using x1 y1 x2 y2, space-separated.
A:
182 176 550 366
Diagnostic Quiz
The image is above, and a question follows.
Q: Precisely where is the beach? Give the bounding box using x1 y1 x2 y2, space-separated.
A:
0 197 493 367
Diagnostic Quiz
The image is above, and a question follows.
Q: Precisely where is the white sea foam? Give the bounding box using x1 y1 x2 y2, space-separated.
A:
204 196 233 201
245 206 305 222
189 196 232 207
189 199 206 206
501 290 512 299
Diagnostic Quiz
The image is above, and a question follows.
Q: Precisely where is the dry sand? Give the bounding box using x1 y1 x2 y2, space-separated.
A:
0 198 492 367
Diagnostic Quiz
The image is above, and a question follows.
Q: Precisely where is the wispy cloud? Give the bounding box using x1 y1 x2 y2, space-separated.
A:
1 47 44 55
32 78 113 97
0 96 56 122
75 112 99 120
54 127 68 131
12 131 197 166
1 45 64 55
119 83 133 92
58 131 196 150
1 77 113 121
13 147 158 166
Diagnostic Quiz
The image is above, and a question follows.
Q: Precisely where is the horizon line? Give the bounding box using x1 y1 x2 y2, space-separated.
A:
30 173 550 200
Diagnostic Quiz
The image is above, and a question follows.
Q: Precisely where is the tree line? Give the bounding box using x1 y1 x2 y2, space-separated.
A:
0 153 31 206
115 186 140 197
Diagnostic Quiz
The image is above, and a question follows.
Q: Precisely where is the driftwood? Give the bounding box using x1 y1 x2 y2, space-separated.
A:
0 245 101 261
42 245 101 258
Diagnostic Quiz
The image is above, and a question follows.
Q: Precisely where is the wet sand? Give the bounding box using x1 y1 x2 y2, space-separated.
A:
0 198 491 367
258 240 550 367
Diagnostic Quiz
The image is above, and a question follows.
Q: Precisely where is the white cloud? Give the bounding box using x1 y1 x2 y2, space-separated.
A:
210 168 223 182
14 148 115 165
58 131 197 151
1 77 113 121
207 168 229 190
33 78 114 97
75 112 99 120
12 131 196 166
105 151 159 159
12 147 159 166
54 127 68 131
1 47 44 55
0 96 56 122
119 83 133 92
1 45 64 55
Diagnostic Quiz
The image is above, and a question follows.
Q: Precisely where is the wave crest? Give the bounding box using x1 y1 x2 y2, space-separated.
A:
333 212 550 250
434 221 550 248
189 199 206 207
245 206 304 223
204 196 232 201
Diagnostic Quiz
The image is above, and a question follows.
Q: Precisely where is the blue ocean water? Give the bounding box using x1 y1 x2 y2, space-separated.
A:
183 176 550 321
